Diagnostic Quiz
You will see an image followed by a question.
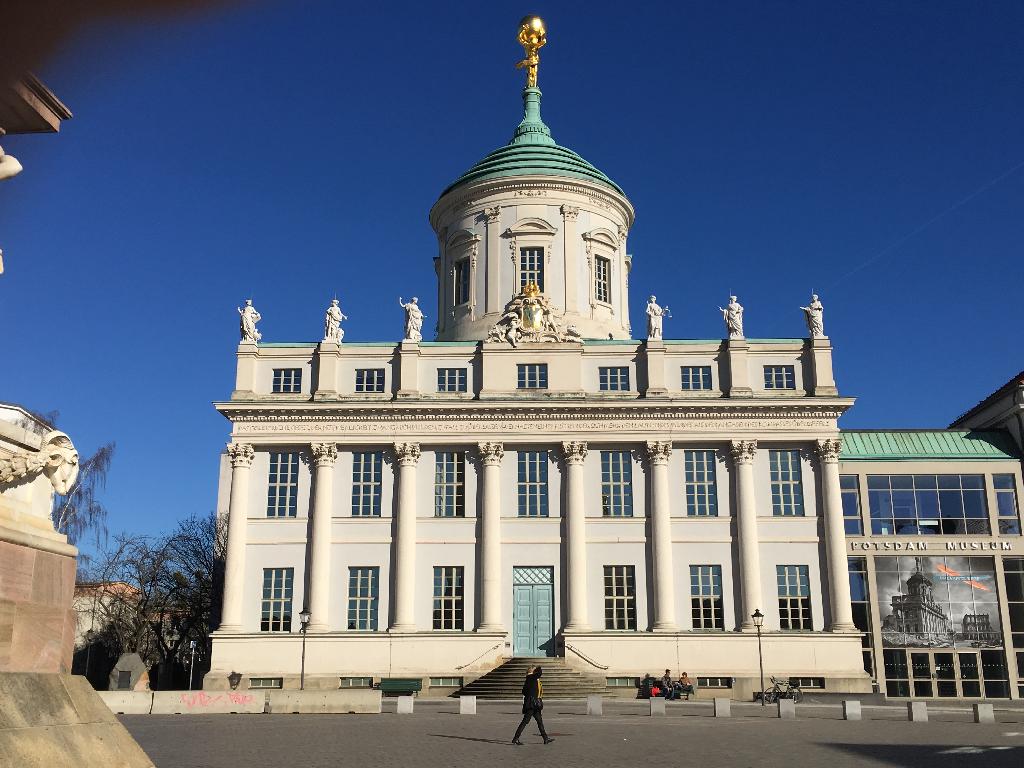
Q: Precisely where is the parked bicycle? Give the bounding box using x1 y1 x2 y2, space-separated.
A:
761 676 803 704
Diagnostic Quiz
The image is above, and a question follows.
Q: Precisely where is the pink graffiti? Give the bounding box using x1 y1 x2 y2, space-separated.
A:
178 691 255 708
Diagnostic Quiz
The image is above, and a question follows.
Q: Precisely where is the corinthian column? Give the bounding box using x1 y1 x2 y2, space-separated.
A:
477 442 505 631
646 441 678 631
562 441 590 632
220 443 255 632
731 440 762 631
817 438 856 631
308 443 338 632
390 442 421 631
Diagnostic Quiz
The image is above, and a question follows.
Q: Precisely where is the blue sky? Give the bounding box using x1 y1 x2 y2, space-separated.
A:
2 1 1022 546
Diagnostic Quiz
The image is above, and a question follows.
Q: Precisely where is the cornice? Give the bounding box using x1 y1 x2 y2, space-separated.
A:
218 399 853 439
429 175 635 230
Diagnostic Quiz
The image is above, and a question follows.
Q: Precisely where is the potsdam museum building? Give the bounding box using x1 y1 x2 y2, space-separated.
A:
206 24 1024 701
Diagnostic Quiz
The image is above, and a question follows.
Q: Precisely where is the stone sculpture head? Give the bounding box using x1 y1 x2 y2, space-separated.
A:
40 431 79 495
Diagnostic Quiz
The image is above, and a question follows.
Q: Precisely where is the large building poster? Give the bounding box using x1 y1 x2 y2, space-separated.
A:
875 556 1002 648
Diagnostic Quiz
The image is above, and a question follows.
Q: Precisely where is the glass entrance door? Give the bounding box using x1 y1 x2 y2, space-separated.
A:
885 649 1007 698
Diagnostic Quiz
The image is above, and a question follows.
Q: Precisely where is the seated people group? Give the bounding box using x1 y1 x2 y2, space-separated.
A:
638 670 696 700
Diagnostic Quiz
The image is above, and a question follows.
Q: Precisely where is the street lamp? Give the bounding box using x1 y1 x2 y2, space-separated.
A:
188 640 197 691
298 610 311 691
752 609 765 706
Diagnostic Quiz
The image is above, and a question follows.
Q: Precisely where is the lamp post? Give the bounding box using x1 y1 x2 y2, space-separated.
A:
752 609 765 706
188 640 197 690
299 610 311 691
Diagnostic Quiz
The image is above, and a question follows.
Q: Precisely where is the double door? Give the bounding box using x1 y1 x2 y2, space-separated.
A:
512 567 554 657
908 651 983 698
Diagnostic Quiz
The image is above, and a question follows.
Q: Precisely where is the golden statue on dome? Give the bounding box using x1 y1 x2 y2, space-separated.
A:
485 279 583 346
515 15 547 88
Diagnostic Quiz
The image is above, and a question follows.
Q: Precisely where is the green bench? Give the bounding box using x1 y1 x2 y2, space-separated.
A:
378 678 423 696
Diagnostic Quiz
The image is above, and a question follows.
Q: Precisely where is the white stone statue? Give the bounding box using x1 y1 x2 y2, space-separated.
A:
646 295 669 340
399 296 425 342
800 294 825 338
0 431 79 496
237 299 262 343
718 295 744 339
323 299 348 343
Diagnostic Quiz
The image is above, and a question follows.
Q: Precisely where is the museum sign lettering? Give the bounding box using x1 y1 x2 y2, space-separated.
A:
850 541 1013 552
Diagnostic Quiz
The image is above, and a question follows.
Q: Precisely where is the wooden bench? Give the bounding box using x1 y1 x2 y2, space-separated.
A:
378 678 423 697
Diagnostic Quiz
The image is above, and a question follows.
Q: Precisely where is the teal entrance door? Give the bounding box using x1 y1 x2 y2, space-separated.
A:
512 567 554 657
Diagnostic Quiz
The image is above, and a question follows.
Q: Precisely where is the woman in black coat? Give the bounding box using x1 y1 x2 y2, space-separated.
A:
511 666 554 745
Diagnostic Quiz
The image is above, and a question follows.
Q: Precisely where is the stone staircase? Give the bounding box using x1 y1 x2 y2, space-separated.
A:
457 657 607 699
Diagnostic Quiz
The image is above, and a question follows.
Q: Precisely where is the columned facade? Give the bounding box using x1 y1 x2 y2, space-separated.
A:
817 438 856 632
220 442 254 632
308 442 337 632
731 439 762 631
562 441 590 632
646 441 677 631
391 442 420 632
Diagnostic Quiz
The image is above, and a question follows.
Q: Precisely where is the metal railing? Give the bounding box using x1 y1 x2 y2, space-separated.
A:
455 643 503 670
564 642 609 670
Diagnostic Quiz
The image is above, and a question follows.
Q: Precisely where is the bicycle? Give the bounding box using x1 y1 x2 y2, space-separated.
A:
761 676 803 704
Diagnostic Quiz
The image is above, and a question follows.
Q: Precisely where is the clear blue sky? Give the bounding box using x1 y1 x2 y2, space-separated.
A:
2 1 1022 546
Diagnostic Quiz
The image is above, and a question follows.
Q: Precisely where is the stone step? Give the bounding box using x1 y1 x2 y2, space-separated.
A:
458 657 608 699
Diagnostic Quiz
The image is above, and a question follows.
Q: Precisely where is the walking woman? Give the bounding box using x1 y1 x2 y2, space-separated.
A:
511 666 554 745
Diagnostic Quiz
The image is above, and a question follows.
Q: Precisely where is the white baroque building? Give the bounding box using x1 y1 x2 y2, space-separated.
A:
207 49 1024 701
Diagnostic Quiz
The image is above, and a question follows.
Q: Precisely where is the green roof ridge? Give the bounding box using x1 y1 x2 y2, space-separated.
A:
839 430 1019 461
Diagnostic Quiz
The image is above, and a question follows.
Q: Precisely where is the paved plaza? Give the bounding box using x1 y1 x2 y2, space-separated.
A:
122 700 1024 768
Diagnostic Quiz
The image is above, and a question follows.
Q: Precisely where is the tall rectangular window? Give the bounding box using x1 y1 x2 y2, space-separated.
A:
594 256 611 303
1005 558 1024 695
867 474 989 535
517 451 548 517
995 475 1021 535
841 475 863 535
355 369 385 393
436 368 468 393
272 368 302 393
519 246 544 291
848 557 874 676
770 450 804 516
432 566 464 630
434 451 466 517
517 363 548 389
347 567 379 631
454 260 470 305
680 366 713 391
777 565 812 630
598 366 630 391
260 568 293 632
267 452 299 517
351 451 383 517
690 565 724 630
684 449 718 517
763 365 796 390
603 565 637 630
601 450 633 517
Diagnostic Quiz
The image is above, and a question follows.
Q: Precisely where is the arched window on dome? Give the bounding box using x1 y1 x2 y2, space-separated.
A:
504 217 557 296
445 229 481 322
582 228 620 318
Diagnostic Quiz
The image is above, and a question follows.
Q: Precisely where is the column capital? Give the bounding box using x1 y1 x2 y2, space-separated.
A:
815 438 843 464
311 442 338 467
477 442 504 466
484 205 501 224
645 441 672 466
394 442 421 467
226 443 255 468
729 439 758 465
560 204 580 221
561 441 588 465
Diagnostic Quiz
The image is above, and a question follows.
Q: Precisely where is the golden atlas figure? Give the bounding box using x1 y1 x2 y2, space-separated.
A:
516 15 547 88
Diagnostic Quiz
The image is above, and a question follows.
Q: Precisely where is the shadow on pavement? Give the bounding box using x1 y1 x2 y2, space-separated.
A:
826 743 1021 767
429 734 514 746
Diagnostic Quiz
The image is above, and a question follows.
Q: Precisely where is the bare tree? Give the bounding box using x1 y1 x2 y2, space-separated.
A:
53 441 115 548
78 512 225 689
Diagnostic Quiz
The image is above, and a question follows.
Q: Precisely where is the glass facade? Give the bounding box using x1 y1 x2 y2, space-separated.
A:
995 475 1021 535
867 475 989 535
841 475 863 535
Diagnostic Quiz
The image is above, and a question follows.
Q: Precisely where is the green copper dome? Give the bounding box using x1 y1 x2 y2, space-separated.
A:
440 87 625 197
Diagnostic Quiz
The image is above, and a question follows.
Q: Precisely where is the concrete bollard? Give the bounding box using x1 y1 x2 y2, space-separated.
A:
842 700 862 721
459 696 476 715
586 695 603 716
649 697 666 716
777 699 796 719
396 695 414 714
907 701 927 722
973 703 994 724
713 697 731 717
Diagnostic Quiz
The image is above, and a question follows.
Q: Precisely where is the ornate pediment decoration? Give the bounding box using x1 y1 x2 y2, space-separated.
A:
485 282 583 347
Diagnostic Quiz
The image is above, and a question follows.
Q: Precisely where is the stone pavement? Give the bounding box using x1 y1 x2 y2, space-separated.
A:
122 700 1024 768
